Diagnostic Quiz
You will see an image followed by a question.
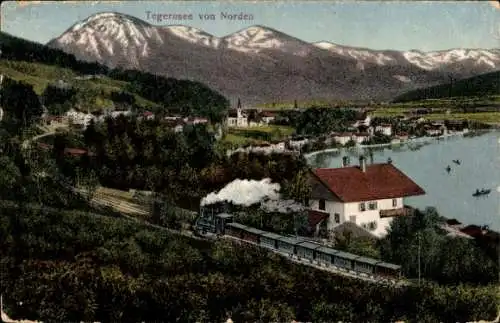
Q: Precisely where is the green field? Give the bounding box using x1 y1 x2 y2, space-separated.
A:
0 59 160 111
424 112 500 124
223 125 295 146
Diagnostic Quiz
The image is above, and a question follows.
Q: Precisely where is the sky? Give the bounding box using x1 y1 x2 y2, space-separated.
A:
1 0 499 51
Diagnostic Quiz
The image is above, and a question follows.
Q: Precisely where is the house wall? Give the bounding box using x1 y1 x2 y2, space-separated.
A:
354 136 369 144
308 194 405 237
343 197 404 237
375 126 392 136
262 116 275 124
334 136 351 145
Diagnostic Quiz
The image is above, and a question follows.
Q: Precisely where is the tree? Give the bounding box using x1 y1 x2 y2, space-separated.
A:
76 168 100 204
1 78 43 130
282 169 311 204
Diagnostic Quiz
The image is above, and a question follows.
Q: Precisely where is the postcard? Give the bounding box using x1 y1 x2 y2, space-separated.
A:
0 1 499 322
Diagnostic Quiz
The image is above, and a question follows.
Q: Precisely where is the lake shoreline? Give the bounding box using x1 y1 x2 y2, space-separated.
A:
304 129 495 159
306 131 500 231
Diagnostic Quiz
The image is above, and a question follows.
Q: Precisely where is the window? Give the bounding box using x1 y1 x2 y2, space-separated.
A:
334 213 340 223
368 201 378 210
349 215 356 223
359 202 366 212
319 199 326 210
304 198 310 207
392 198 398 207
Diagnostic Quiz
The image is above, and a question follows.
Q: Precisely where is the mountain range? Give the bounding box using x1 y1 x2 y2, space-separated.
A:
47 12 500 105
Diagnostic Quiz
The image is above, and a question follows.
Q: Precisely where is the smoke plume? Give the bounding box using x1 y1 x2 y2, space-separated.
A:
201 178 306 214
201 178 280 206
260 198 305 213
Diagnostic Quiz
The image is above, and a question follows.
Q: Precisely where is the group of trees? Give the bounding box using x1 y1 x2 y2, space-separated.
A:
379 207 498 285
109 68 229 122
280 107 357 136
1 206 497 322
1 77 43 132
47 116 310 210
41 83 78 115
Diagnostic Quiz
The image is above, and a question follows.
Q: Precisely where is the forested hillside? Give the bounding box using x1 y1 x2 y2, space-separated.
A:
0 32 229 120
1 206 497 322
393 71 500 103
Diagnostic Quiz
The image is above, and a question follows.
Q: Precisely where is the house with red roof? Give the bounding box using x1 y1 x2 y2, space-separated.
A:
306 156 425 238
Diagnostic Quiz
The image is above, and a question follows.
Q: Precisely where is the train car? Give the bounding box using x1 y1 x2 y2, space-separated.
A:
260 232 283 249
241 226 265 244
225 222 248 239
277 236 299 256
375 262 402 280
295 241 321 263
332 251 358 271
314 246 339 267
354 256 380 277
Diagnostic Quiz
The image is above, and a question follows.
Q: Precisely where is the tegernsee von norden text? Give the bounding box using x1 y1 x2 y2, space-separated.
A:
145 11 254 22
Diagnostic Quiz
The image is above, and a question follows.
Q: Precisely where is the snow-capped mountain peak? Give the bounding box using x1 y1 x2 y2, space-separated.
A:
403 49 500 70
164 25 220 48
223 25 285 53
314 41 500 71
314 41 396 66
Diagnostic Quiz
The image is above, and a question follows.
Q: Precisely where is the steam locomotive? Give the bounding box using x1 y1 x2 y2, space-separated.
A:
194 205 403 283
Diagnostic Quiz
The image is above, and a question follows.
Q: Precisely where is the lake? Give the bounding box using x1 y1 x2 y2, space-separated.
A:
306 131 500 231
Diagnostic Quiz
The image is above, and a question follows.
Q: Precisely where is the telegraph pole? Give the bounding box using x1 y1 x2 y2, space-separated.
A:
417 231 421 286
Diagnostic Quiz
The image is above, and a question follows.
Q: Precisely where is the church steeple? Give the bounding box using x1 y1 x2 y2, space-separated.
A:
237 98 241 110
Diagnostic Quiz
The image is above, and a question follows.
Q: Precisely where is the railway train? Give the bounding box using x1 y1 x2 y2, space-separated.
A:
194 206 402 282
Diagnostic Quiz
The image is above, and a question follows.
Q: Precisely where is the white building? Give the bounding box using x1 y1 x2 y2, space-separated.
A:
352 112 371 128
306 156 425 238
331 133 353 145
227 107 248 127
375 124 392 137
65 108 94 128
184 117 209 125
353 133 370 145
288 138 310 150
260 111 277 124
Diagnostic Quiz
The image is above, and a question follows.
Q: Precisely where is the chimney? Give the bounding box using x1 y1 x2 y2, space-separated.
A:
359 155 366 172
387 157 393 164
342 156 350 167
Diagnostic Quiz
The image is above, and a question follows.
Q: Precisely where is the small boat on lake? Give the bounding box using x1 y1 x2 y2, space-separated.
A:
445 165 451 173
452 159 461 165
472 189 491 197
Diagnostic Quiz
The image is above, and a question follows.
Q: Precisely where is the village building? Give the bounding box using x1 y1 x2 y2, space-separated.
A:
288 137 310 150
183 116 209 125
260 111 277 124
353 133 370 145
141 111 155 120
65 108 94 128
164 119 185 133
352 111 372 128
424 123 446 136
375 124 393 136
226 99 249 127
331 132 353 145
306 156 425 238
